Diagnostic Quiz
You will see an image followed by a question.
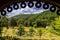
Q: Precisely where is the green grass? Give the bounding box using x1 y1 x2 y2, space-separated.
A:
1 27 60 40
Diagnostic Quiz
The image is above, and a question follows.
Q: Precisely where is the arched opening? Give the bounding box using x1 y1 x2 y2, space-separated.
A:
0 0 60 40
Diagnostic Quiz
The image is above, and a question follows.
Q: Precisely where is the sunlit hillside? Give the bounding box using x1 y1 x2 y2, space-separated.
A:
1 10 60 40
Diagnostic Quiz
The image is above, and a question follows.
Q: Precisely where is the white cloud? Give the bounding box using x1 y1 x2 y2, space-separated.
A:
6 2 50 18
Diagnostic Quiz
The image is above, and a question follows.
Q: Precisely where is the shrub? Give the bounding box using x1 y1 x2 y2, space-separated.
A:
18 24 25 36
28 27 35 36
3 36 20 40
0 37 5 40
10 18 17 27
50 16 60 35
12 37 20 40
37 29 42 37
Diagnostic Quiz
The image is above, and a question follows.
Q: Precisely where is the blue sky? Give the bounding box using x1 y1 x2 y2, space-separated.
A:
4 1 51 18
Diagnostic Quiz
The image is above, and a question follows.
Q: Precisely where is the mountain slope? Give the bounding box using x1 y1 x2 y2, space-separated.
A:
8 10 58 27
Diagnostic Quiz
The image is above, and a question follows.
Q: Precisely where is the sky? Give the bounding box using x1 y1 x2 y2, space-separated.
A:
4 1 51 18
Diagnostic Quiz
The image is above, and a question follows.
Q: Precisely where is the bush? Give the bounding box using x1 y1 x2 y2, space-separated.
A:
10 18 17 27
1 16 8 27
37 29 42 37
0 37 5 40
18 25 25 36
12 37 20 40
28 27 35 36
50 16 60 35
3 36 20 40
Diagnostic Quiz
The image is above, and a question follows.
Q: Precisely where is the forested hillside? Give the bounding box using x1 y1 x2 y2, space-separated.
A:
1 10 60 40
0 10 58 28
8 11 58 27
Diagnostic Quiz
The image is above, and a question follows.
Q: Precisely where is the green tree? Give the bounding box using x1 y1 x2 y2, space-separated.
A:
10 18 17 27
50 16 60 35
1 16 8 27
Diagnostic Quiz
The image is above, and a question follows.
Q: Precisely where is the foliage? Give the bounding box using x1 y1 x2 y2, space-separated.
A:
2 36 20 40
37 29 42 37
1 11 58 28
50 16 60 35
1 16 8 27
28 27 35 36
11 11 57 27
18 24 25 36
10 18 17 27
